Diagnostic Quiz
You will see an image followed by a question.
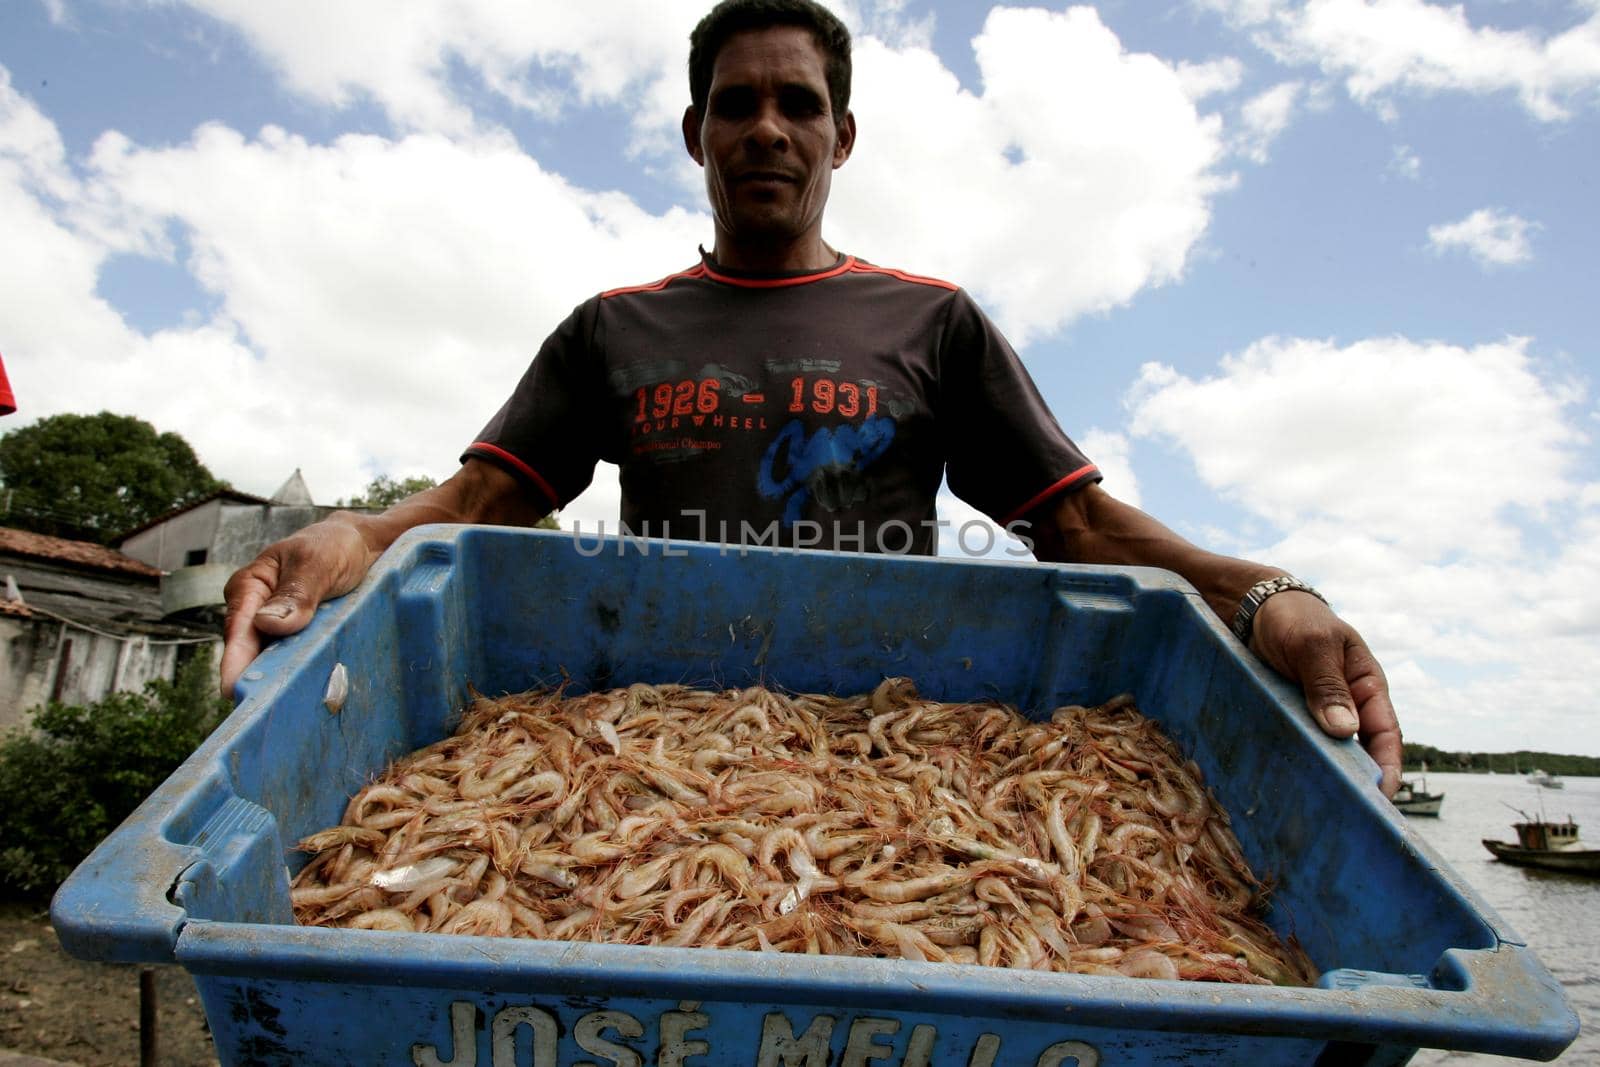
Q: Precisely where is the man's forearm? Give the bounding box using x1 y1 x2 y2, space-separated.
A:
1031 484 1285 625
331 458 550 565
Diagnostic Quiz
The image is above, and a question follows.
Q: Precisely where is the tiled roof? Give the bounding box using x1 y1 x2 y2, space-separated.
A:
0 527 162 578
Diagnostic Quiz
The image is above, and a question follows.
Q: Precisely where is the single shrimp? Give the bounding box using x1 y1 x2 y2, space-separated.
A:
977 924 1005 967
346 907 415 933
295 825 386 855
1116 948 1180 981
661 894 725 947
501 770 566 808
440 899 512 937
546 907 595 940
851 864 982 904
846 915 950 964
662 886 718 926
612 853 678 900
519 850 578 891
759 827 833 912
691 842 759 900
844 900 937 923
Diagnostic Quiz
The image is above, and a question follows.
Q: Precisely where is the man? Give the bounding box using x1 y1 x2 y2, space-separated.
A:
221 0 1402 795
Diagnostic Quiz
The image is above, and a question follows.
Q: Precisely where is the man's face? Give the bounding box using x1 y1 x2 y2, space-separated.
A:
683 26 855 254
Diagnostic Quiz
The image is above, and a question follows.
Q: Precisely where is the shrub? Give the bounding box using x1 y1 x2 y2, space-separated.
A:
0 652 229 900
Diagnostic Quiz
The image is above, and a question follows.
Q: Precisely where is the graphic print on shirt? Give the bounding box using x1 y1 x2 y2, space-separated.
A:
758 414 895 524
627 357 899 526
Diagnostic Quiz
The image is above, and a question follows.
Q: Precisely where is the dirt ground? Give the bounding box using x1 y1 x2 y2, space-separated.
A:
1 903 217 1067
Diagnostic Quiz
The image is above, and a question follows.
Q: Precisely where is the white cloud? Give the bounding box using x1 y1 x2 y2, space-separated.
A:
1387 143 1421 180
833 0 937 50
930 428 1140 560
1127 333 1598 752
1 74 707 503
175 0 710 141
1426 207 1539 267
1176 56 1247 99
1 5 1233 515
4 1 1596 759
552 465 625 539
166 4 1231 351
830 7 1228 346
1075 429 1142 510
172 0 928 149
1204 0 1291 22
1201 0 1600 121
0 67 75 200
933 491 1032 560
1235 80 1302 162
1128 335 1582 554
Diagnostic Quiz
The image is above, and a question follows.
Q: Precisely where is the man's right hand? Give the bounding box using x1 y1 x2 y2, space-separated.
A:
220 517 374 697
218 459 548 698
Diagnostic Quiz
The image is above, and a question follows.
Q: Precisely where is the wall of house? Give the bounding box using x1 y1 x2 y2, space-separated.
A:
115 501 344 620
213 503 334 568
120 498 224 571
53 629 184 709
0 617 219 733
160 562 233 617
0 616 60 733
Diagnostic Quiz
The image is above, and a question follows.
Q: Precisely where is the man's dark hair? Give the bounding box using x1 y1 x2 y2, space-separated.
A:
689 0 853 127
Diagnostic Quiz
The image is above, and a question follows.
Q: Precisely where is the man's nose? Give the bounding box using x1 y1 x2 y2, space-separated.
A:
745 101 790 151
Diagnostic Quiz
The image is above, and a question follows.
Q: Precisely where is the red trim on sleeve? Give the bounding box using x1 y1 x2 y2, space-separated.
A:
466 443 561 508
1001 464 1101 526
846 262 959 291
701 256 856 288
601 264 707 299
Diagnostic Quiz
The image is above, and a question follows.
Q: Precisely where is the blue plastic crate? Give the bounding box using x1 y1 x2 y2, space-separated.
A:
52 526 1577 1065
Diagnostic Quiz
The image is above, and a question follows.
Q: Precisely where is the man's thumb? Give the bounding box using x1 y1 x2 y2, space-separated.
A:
1313 701 1359 736
251 590 316 633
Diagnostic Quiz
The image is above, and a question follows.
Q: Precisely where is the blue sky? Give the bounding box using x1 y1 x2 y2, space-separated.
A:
3 1 1597 755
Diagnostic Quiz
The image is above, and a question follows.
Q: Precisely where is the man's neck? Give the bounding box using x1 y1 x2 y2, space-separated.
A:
710 233 837 274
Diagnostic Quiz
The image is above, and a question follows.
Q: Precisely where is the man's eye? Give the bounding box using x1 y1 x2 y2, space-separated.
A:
711 91 755 117
781 89 825 116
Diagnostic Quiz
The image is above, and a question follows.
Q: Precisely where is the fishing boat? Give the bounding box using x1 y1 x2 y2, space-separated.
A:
1392 775 1444 816
1483 814 1600 875
1526 768 1565 789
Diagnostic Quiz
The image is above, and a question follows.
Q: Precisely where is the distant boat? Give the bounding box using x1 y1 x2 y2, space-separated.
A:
1393 775 1444 816
1526 768 1565 790
1484 814 1600 875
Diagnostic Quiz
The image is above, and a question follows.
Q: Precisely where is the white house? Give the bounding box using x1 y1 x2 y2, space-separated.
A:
0 527 217 733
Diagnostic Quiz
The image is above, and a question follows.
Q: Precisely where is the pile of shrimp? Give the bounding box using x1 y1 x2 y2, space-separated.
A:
290 679 1316 985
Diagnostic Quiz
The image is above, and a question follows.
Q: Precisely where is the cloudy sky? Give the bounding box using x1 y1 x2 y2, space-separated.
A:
3 1 1597 755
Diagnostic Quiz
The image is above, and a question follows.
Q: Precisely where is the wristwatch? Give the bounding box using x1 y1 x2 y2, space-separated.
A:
1231 576 1326 646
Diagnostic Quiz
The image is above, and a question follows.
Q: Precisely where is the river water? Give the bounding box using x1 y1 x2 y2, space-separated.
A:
1396 772 1597 1065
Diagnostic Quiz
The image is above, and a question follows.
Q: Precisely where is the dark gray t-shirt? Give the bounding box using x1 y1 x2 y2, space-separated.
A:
465 254 1099 554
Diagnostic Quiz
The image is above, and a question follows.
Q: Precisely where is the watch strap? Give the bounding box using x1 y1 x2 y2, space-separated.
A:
1231 576 1326 646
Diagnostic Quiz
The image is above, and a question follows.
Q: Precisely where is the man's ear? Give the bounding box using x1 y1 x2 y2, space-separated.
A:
833 110 856 168
682 106 705 166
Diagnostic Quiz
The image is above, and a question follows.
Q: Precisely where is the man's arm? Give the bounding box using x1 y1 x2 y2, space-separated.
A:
1028 483 1402 796
219 459 547 696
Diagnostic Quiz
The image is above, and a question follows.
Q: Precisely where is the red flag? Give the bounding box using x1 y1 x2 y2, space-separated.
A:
0 352 13 416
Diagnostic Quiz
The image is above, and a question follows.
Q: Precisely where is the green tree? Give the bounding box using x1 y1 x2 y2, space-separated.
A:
0 653 230 899
338 474 439 509
0 412 225 542
339 472 561 529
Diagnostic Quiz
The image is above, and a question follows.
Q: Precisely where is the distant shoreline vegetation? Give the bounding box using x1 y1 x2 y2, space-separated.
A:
1402 743 1600 777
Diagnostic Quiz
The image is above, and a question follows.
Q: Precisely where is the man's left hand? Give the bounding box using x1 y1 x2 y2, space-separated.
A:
1250 591 1402 798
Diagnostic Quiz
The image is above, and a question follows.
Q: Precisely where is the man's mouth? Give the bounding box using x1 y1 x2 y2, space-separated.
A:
737 170 798 185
